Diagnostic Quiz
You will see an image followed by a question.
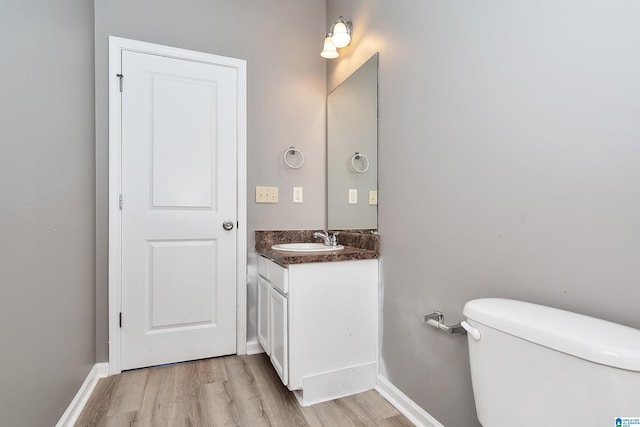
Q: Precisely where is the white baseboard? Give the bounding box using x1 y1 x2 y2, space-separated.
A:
56 362 109 427
246 339 265 355
375 374 445 427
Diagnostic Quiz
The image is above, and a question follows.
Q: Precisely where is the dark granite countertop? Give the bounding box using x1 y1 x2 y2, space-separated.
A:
255 230 380 266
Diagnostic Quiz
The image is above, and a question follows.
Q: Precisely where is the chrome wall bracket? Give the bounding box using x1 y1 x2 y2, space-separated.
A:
423 310 467 335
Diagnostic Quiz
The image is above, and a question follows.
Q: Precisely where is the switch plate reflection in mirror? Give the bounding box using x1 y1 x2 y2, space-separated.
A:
349 189 357 204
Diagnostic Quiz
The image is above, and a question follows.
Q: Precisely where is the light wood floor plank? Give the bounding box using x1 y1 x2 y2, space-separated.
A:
138 364 178 426
222 356 274 426
297 405 325 427
98 411 139 427
76 354 414 427
347 390 400 421
308 399 368 427
75 374 120 427
105 367 147 420
245 354 309 426
371 414 416 427
170 361 205 426
196 357 241 426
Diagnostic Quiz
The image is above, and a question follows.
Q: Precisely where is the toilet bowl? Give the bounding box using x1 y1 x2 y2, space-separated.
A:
462 298 640 427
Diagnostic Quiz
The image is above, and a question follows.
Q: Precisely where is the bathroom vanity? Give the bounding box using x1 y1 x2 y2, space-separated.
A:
253 53 381 406
255 230 379 406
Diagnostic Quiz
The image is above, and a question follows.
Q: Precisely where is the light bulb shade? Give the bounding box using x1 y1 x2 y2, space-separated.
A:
330 20 351 48
320 36 339 58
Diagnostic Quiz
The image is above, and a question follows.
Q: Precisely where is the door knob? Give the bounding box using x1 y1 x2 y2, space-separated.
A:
222 220 234 231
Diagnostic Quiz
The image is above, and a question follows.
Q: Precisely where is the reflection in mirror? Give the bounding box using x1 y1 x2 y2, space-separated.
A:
327 53 378 230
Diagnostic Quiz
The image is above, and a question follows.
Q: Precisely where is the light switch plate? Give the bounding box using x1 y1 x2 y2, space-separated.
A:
293 187 303 203
369 190 378 205
349 189 358 204
256 186 279 203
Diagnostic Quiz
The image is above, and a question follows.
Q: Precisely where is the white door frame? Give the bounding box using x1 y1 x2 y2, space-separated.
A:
108 36 247 375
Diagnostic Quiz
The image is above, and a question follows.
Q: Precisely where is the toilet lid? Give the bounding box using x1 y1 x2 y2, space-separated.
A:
464 298 640 372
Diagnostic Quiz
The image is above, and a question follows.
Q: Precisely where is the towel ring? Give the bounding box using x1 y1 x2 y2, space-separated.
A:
351 152 370 173
284 146 304 169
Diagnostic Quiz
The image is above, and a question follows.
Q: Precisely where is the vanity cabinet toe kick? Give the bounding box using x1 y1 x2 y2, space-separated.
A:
257 255 378 406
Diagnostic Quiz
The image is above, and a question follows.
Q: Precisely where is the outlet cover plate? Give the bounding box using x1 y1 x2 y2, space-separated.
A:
256 186 279 203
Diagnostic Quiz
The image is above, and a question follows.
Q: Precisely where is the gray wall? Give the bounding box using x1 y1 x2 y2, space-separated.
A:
94 0 327 359
0 1 96 425
327 1 640 426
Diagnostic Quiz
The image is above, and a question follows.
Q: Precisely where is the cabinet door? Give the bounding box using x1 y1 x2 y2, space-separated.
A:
269 287 288 386
257 276 270 355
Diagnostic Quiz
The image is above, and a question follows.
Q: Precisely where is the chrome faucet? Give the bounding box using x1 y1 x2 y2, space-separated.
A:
313 231 338 246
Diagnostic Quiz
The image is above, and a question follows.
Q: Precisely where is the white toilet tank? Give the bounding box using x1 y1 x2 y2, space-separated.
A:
463 298 640 427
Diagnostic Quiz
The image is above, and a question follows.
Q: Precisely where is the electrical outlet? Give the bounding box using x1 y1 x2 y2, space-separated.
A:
256 186 279 203
369 190 378 205
293 187 303 203
348 189 358 204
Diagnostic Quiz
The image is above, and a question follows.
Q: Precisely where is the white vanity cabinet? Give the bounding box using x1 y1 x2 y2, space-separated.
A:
256 275 271 355
257 255 378 406
269 286 288 384
257 255 290 384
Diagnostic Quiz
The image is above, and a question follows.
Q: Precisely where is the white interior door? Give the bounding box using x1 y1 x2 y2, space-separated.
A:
119 49 237 370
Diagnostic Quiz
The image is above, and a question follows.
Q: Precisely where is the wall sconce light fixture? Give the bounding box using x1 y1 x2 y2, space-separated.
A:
321 34 339 59
320 16 352 59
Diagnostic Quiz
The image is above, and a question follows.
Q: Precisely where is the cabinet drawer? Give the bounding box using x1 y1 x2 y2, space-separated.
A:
269 261 289 294
257 255 270 279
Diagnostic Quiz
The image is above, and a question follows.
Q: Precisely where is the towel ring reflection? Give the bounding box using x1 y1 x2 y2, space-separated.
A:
351 152 370 173
284 146 305 169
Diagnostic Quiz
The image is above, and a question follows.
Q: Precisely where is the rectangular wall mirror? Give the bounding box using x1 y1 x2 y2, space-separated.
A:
327 53 379 230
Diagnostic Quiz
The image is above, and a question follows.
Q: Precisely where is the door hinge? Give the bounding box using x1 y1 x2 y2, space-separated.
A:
119 312 122 328
116 73 123 92
119 194 123 210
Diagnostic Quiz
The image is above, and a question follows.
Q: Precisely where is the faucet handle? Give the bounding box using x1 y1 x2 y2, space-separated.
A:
330 232 339 246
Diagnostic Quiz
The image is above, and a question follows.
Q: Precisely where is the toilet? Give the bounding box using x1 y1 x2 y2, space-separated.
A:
462 298 640 426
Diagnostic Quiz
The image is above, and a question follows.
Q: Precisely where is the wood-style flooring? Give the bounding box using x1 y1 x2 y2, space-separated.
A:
75 353 414 427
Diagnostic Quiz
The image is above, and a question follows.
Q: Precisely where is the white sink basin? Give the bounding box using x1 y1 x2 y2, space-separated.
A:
271 243 345 252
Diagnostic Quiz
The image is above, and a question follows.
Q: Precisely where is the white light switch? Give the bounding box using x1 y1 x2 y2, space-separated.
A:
349 189 358 204
369 190 378 205
293 187 303 203
256 186 279 203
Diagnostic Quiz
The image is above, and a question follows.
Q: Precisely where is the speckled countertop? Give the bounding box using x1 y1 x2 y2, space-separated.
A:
255 230 380 266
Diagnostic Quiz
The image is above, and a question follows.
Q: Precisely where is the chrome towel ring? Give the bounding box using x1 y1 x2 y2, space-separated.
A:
284 146 304 169
351 152 369 173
